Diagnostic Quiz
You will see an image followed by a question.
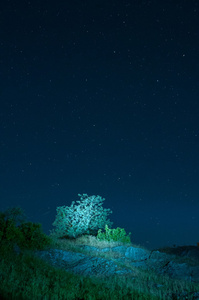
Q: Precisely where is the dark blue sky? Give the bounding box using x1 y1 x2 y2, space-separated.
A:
1 0 199 250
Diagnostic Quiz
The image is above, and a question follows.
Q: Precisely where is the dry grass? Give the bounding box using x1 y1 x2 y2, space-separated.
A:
49 233 147 255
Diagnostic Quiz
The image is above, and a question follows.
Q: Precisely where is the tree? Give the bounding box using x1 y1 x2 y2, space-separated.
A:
51 194 113 238
2 206 27 226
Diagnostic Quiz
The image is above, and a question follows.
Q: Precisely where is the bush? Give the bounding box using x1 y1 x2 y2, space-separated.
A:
0 207 52 251
17 222 52 250
1 207 27 225
97 225 131 244
0 211 22 244
51 194 113 238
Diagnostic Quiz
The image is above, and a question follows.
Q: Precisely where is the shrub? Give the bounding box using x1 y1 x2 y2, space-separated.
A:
0 211 22 244
2 206 27 225
17 222 52 250
97 224 131 244
0 207 52 251
51 194 113 238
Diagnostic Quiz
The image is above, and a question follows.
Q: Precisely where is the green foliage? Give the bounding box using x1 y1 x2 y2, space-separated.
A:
0 206 27 248
0 207 52 251
97 224 131 244
0 212 21 243
17 222 52 250
2 206 27 225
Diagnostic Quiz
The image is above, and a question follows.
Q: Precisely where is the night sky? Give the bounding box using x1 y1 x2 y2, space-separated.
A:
1 0 199 250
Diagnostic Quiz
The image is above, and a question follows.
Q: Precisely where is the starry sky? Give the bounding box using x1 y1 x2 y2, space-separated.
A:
1 0 199 250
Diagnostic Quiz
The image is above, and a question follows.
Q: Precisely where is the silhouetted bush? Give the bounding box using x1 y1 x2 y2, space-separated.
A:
17 221 52 250
0 207 52 252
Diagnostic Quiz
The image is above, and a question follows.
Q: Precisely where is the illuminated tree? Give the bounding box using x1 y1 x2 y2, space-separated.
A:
51 194 113 238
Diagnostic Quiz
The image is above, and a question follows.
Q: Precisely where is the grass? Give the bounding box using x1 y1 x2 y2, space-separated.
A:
0 235 199 300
